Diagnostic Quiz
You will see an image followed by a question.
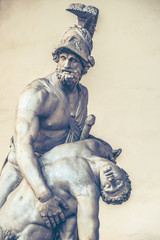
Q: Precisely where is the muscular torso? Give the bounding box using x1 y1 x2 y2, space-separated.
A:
40 138 113 166
33 89 70 153
15 73 88 154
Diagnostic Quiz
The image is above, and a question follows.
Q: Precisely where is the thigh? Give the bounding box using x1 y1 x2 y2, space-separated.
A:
0 162 22 192
57 215 78 240
0 162 23 207
0 160 22 180
18 224 55 240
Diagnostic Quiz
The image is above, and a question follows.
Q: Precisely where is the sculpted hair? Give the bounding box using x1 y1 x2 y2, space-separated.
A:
101 169 132 205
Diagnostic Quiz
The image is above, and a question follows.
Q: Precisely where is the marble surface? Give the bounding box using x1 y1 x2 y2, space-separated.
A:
0 0 160 239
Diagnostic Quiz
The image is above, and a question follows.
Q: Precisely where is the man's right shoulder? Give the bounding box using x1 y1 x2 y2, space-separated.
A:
17 78 50 112
25 77 49 92
20 78 51 99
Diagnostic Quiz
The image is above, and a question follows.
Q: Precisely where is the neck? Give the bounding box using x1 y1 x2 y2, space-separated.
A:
87 157 110 187
62 83 78 95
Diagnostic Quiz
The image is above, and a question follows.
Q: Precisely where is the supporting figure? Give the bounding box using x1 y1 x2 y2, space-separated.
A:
0 3 100 227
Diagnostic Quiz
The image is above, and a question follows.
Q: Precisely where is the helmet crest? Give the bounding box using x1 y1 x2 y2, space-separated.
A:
52 3 99 67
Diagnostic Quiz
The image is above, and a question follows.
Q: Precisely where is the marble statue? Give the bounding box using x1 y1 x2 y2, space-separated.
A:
0 3 132 240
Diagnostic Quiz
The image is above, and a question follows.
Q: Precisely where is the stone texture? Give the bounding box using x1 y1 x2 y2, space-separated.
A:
0 0 160 239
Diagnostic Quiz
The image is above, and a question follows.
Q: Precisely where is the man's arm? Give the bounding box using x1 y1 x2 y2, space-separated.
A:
77 194 99 240
16 110 52 201
15 86 68 227
68 157 100 239
15 87 51 202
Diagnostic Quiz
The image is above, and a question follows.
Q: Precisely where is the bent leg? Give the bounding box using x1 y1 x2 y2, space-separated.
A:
0 162 22 208
18 224 55 240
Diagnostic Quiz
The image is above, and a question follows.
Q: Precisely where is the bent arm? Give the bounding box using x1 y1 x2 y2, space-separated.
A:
15 88 52 202
77 194 99 240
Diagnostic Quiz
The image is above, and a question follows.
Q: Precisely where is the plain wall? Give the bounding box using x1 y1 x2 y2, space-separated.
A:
0 0 160 239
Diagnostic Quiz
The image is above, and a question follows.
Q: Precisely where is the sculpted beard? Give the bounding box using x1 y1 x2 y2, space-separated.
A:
56 67 82 86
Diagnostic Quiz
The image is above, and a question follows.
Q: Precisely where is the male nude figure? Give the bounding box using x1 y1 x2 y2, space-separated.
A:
0 139 131 240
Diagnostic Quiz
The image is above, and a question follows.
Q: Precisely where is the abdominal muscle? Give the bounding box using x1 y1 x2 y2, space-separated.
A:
33 128 69 154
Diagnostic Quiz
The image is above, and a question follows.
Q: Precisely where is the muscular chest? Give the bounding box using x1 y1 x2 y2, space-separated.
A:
40 99 70 131
41 108 69 131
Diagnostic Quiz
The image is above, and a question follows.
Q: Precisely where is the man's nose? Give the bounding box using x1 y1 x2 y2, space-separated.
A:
64 59 70 68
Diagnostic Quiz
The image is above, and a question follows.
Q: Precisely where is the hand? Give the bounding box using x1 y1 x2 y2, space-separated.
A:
36 195 69 228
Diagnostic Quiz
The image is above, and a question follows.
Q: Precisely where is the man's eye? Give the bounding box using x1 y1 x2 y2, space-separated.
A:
70 58 77 63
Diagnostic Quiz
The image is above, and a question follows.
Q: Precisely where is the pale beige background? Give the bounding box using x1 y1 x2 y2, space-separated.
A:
0 0 160 239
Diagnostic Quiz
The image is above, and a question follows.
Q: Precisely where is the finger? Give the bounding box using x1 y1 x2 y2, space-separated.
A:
59 200 69 209
54 214 60 225
59 211 65 222
49 217 56 228
42 216 51 229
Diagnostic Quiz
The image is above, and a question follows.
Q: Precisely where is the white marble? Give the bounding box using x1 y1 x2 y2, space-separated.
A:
0 0 160 239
